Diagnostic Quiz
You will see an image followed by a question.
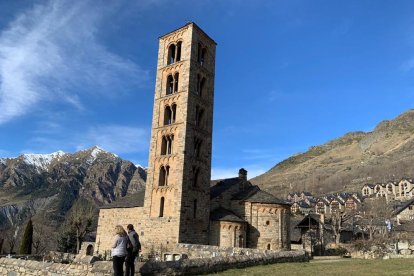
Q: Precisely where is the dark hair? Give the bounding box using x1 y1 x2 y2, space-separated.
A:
127 224 134 230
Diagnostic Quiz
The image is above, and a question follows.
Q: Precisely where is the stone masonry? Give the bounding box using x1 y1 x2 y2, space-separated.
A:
95 23 291 256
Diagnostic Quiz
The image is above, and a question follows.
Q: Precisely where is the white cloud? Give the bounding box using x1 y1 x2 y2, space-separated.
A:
0 0 148 124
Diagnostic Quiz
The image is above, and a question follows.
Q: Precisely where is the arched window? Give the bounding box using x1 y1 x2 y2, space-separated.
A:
267 244 271 250
199 77 206 96
195 106 204 127
197 43 202 63
194 138 202 158
193 166 200 187
168 44 176 65
174 73 179 93
161 135 173 155
166 75 174 95
193 199 197 219
164 106 172 125
176 41 182 62
159 197 165 217
159 166 170 186
201 48 206 65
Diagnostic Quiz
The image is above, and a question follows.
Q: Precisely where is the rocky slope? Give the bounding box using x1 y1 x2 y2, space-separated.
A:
0 146 146 231
251 109 414 196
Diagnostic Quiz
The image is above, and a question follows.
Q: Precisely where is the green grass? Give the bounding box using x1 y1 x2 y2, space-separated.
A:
207 258 414 276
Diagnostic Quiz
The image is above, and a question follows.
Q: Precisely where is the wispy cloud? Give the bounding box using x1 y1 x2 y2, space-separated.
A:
0 0 148 124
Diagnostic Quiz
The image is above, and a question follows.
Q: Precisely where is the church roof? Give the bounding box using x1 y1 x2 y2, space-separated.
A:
210 177 242 199
210 207 246 223
99 190 145 209
232 185 290 206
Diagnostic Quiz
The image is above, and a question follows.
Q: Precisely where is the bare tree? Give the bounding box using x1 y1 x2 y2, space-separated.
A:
32 223 52 255
331 211 343 245
4 227 20 254
66 200 97 253
360 197 393 240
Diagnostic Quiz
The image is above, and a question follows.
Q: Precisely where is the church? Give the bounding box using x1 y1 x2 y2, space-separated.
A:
95 23 291 255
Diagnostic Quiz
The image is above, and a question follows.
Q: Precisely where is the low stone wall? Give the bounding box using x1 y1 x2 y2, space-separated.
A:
140 250 308 275
0 258 112 276
173 243 291 259
0 249 308 275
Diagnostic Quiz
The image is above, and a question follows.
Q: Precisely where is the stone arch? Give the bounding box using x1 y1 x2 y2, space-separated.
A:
86 244 94 256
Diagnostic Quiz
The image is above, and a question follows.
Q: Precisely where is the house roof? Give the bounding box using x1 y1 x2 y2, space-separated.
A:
363 184 376 188
394 222 414 232
210 207 246 223
232 185 290 206
296 200 310 208
100 190 145 209
393 198 414 215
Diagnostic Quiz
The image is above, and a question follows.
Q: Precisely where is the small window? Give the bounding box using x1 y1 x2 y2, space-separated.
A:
164 106 172 125
266 221 270 226
195 106 204 127
159 166 170 186
193 166 200 187
194 138 202 158
267 244 271 250
193 199 197 219
159 197 165 217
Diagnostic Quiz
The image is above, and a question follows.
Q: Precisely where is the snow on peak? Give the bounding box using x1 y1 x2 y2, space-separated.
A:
0 158 6 166
22 151 66 170
86 146 118 164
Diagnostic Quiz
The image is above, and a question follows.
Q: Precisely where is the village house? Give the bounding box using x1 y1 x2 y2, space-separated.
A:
361 178 414 200
394 198 414 225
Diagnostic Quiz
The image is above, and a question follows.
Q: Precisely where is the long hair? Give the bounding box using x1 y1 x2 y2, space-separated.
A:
114 225 127 236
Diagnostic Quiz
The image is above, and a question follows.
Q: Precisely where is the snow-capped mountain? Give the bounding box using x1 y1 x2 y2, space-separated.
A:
0 146 146 237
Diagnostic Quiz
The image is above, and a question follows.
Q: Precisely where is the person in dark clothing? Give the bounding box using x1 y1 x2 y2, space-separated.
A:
125 224 141 276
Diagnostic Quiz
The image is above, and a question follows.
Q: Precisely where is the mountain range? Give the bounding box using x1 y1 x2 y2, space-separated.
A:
0 146 146 234
251 109 414 197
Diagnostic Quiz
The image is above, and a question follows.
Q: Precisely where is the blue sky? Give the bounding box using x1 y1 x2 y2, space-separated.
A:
0 0 414 179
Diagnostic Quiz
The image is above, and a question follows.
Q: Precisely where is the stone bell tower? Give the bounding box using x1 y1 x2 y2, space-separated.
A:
143 23 216 245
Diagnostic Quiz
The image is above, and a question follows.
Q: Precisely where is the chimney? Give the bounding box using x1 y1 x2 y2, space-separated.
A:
239 168 247 180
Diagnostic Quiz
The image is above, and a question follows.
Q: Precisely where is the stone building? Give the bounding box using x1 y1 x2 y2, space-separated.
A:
95 23 290 255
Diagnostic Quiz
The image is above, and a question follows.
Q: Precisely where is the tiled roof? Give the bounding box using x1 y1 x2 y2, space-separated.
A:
100 190 145 209
210 207 246 223
232 185 290 206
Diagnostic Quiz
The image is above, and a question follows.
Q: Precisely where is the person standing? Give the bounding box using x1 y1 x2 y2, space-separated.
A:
111 225 129 276
125 224 141 276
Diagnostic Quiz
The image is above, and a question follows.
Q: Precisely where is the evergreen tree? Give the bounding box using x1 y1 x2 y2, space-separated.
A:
19 219 33 254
